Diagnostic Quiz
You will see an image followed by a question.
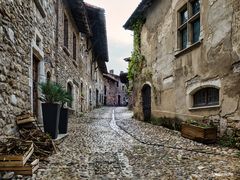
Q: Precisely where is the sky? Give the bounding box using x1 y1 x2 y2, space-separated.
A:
84 0 140 75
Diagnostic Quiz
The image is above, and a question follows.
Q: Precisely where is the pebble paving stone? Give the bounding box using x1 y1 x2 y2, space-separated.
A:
21 107 240 179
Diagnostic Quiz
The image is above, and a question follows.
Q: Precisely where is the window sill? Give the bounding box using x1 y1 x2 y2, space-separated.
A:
63 46 70 56
33 0 46 18
189 105 220 111
175 41 201 58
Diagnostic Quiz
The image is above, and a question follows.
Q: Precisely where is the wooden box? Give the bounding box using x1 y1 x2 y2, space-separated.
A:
181 124 217 144
0 159 39 175
0 142 34 167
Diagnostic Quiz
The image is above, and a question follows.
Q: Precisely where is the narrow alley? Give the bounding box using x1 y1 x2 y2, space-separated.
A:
37 107 240 179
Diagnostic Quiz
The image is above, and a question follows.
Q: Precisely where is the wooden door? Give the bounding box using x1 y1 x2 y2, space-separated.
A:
142 84 151 121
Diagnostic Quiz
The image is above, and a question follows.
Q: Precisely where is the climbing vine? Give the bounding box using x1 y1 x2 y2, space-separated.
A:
128 19 145 84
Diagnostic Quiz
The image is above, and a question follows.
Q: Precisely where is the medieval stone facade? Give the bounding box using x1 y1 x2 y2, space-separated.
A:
0 0 108 137
103 70 128 106
124 0 240 138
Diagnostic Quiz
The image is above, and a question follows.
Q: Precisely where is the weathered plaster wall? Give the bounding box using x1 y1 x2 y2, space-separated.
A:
133 0 240 137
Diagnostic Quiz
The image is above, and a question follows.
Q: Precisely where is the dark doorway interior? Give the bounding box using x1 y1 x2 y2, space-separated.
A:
104 96 107 106
96 89 99 106
142 84 151 121
118 95 121 106
32 55 40 118
67 83 73 108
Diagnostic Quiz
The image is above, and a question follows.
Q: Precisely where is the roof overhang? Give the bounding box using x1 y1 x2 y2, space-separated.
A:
123 0 154 30
67 0 91 35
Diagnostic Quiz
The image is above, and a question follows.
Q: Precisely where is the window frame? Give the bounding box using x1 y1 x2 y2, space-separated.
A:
193 87 219 107
177 0 200 50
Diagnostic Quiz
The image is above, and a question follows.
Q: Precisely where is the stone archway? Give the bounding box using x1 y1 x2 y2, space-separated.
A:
141 84 151 121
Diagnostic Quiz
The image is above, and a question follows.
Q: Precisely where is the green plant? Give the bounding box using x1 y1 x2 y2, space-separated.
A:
39 81 63 103
58 86 73 107
218 134 238 148
128 19 145 86
185 119 215 128
150 116 182 131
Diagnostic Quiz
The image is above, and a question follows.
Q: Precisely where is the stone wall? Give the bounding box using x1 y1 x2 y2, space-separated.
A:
132 0 240 137
0 0 56 136
0 0 107 136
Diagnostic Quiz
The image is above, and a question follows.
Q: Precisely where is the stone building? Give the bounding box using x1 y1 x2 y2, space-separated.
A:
0 0 108 136
124 0 240 137
103 70 128 106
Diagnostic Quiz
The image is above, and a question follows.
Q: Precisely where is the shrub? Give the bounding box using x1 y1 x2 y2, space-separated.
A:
218 134 238 149
150 117 182 131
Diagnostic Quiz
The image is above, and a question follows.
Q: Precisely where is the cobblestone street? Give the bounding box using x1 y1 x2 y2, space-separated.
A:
37 107 240 179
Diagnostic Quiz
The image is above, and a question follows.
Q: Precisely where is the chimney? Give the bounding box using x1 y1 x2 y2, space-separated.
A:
109 70 114 74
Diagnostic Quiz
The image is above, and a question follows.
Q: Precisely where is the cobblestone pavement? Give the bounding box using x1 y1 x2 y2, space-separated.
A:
34 107 239 180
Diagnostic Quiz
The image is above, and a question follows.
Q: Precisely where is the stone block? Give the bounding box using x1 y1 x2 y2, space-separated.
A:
10 94 17 105
6 27 15 43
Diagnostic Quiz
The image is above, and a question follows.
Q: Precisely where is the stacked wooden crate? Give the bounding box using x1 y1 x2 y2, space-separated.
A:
0 140 39 175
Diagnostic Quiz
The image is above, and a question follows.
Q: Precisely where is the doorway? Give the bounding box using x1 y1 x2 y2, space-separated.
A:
118 95 121 106
32 55 40 118
142 84 151 121
96 89 99 106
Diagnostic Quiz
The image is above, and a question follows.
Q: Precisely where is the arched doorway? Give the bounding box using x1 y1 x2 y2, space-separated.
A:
142 84 151 121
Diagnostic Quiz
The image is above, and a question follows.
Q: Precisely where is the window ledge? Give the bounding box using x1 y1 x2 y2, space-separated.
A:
189 105 220 111
175 41 201 58
33 0 46 18
63 46 70 56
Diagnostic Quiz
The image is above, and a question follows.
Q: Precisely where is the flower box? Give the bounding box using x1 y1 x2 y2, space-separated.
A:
181 123 217 144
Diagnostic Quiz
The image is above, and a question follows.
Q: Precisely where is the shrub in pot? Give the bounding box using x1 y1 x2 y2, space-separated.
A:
39 82 62 139
58 88 73 134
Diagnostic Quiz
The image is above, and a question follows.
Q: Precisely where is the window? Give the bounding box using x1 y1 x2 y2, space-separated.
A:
193 87 219 107
178 0 200 50
64 14 68 48
73 33 76 60
122 86 125 91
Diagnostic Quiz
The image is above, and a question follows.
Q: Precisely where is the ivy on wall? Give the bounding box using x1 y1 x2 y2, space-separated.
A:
128 19 145 84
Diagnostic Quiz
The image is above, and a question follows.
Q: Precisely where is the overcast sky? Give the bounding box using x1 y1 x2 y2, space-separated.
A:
84 0 140 75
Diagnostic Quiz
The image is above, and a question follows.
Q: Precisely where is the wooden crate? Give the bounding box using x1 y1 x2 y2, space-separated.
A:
181 124 217 144
16 113 35 125
0 159 39 176
0 142 34 167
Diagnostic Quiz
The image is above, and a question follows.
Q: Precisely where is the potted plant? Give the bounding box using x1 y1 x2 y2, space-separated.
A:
181 119 217 144
58 88 73 134
39 81 62 139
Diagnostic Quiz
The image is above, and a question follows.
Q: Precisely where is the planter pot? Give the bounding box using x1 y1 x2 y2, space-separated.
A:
42 103 60 139
59 107 69 134
181 124 217 144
